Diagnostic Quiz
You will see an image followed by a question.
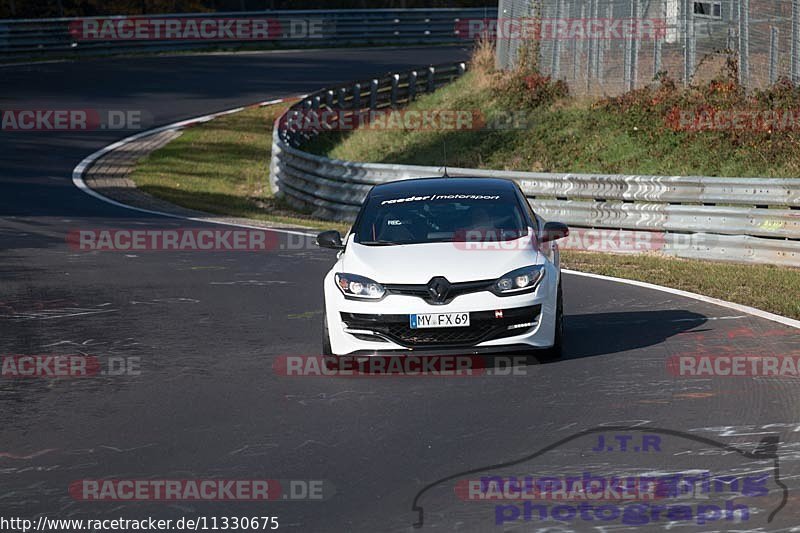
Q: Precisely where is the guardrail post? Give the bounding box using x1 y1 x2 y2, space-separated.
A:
408 71 417 101
311 96 321 110
427 66 436 93
325 90 335 110
390 74 400 107
457 62 466 76
337 87 348 109
352 83 362 110
369 79 379 109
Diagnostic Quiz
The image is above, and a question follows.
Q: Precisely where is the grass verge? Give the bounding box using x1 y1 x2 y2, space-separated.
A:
129 103 349 234
306 53 800 178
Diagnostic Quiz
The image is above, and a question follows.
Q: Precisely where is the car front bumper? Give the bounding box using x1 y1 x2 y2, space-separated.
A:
324 270 559 356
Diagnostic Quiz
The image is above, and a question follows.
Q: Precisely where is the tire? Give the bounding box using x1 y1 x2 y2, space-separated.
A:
539 280 564 361
322 306 341 371
322 303 333 357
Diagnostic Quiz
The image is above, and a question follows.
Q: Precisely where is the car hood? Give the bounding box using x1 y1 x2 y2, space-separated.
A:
340 237 542 284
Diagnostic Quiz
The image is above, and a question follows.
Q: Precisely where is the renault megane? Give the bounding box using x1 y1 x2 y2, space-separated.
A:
316 177 569 361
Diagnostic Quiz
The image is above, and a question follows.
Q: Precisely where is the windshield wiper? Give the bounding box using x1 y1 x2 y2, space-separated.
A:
358 240 403 246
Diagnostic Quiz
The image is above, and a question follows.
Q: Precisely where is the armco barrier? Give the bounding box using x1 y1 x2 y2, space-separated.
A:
0 8 493 61
269 62 800 268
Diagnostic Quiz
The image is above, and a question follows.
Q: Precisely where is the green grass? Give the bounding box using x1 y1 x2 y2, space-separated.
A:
129 103 349 234
306 71 800 178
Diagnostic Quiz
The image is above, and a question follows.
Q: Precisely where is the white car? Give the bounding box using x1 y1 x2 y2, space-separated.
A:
316 177 569 361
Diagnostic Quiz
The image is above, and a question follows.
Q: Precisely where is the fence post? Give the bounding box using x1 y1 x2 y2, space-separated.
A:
770 26 779 84
551 0 563 79
632 0 642 90
624 1 633 90
573 3 582 83
591 0 600 78
586 0 594 92
683 0 695 87
792 0 800 84
688 6 696 85
598 2 610 85
738 0 750 86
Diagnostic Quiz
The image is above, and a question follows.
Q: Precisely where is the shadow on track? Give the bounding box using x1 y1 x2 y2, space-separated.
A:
561 309 708 360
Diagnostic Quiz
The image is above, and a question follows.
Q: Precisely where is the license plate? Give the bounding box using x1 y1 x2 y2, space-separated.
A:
410 312 470 329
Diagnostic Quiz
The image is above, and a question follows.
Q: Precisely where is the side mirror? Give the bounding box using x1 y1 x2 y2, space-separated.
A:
317 230 344 250
541 221 569 243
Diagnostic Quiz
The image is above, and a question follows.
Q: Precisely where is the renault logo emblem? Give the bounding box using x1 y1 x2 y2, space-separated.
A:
427 277 451 304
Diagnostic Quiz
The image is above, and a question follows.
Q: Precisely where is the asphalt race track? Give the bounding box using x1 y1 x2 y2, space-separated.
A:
2 47 800 532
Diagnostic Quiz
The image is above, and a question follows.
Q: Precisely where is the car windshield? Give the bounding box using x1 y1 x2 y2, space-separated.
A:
354 191 528 245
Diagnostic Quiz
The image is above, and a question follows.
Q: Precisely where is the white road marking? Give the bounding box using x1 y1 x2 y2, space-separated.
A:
563 269 800 330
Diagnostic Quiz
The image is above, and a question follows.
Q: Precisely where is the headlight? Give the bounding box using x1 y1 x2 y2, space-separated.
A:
493 265 545 295
335 273 386 300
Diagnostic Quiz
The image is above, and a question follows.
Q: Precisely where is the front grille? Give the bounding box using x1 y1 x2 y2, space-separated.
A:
341 305 542 348
384 279 495 305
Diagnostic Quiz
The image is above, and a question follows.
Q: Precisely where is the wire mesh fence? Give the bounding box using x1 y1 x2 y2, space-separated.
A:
494 0 800 96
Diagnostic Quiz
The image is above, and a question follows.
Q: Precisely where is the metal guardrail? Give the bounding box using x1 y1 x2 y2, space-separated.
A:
0 8 492 61
269 62 800 267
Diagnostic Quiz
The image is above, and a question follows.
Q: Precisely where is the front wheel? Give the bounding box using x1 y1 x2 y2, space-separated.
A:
322 304 333 357
539 280 563 361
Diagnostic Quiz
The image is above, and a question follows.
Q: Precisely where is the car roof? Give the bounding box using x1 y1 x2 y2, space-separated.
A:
369 177 519 198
